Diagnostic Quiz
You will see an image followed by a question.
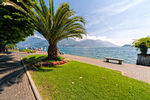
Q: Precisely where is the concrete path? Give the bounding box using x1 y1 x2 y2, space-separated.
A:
0 51 35 100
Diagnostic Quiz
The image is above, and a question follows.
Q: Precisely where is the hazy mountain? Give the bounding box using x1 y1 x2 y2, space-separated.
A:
57 38 77 47
17 37 119 48
17 37 45 47
72 39 119 47
122 44 132 47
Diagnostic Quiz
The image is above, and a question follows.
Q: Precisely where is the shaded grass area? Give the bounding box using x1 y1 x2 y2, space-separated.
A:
23 54 64 64
23 54 150 100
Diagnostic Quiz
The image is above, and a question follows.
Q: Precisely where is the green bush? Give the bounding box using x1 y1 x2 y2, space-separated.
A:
6 44 17 49
132 36 150 55
19 49 36 53
139 42 148 55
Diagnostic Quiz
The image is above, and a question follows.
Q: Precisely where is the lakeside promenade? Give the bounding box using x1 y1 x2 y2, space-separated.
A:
36 51 150 84
0 51 150 99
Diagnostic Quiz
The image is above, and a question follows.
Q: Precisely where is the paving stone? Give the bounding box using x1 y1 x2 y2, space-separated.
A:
0 51 35 100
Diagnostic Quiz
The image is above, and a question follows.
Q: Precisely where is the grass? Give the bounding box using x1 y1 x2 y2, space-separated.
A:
23 54 150 100
8 49 19 51
23 54 64 64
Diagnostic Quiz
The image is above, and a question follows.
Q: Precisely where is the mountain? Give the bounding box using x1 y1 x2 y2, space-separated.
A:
17 37 119 48
17 37 45 47
17 37 76 48
57 38 77 47
72 39 119 47
122 44 132 47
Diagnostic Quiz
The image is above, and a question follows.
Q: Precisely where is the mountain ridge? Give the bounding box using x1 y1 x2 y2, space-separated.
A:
17 37 119 48
122 44 132 47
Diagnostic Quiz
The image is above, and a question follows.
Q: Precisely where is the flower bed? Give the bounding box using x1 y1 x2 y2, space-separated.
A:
34 58 70 67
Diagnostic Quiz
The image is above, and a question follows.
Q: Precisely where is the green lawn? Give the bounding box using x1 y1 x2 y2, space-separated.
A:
8 49 19 51
23 54 150 100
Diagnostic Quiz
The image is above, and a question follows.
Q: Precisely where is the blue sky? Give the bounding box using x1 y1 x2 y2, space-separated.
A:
34 0 150 46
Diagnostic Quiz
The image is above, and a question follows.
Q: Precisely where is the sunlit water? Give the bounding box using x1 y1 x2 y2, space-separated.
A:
58 47 150 65
19 47 150 65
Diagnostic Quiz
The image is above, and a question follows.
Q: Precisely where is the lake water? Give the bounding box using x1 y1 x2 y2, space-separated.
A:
19 47 150 65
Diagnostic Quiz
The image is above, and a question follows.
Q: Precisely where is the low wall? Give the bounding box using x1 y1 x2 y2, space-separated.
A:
137 54 150 66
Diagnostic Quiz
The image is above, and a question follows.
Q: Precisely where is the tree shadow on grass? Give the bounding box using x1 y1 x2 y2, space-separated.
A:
23 55 46 64
27 65 64 73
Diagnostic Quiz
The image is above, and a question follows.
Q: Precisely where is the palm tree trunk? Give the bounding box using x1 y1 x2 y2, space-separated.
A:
48 44 59 58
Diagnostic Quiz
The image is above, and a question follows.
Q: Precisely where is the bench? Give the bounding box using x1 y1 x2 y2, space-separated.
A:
59 52 65 55
105 57 124 64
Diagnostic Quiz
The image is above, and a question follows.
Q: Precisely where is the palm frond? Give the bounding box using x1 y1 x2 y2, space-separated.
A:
49 0 54 17
1 0 87 46
39 0 48 18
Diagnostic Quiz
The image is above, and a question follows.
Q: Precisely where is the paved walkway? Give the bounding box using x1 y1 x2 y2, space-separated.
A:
0 51 35 100
36 51 150 84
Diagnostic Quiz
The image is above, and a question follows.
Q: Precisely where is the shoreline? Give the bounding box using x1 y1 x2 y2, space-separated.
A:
35 51 134 65
18 47 139 65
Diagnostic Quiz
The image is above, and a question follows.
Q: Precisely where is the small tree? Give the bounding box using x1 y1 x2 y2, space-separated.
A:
132 36 150 56
6 44 17 49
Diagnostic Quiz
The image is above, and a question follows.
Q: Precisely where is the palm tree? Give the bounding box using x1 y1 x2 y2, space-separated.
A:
2 0 87 57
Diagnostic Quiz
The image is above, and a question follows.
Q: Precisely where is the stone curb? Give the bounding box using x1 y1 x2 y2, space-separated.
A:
0 54 6 60
20 58 43 100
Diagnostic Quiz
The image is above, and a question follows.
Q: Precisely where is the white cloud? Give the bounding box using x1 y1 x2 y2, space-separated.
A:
109 26 113 30
119 19 131 26
34 34 46 40
110 0 145 15
92 0 145 15
85 0 145 28
142 13 150 17
76 34 117 45
85 15 105 28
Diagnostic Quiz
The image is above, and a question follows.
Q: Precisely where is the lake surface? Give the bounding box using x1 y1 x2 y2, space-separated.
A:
19 47 150 65
58 47 150 65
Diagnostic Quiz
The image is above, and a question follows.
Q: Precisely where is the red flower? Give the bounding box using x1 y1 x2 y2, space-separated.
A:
57 61 60 65
53 62 57 65
60 61 64 64
42 62 49 66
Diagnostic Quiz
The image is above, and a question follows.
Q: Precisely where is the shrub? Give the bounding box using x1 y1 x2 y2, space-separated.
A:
42 62 49 66
132 36 150 56
49 62 53 66
64 58 70 63
45 56 64 61
19 49 36 53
